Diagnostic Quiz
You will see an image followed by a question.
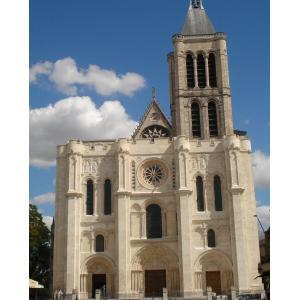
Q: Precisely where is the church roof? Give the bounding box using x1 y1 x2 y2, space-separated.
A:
182 1 216 35
132 93 172 139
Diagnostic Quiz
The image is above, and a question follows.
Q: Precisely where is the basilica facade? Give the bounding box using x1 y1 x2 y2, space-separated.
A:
53 1 263 299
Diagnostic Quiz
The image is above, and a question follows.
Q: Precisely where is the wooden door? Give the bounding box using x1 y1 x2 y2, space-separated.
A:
145 270 166 297
92 274 106 298
206 271 221 295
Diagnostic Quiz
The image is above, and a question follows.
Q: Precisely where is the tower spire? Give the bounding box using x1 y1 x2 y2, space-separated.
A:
191 0 204 9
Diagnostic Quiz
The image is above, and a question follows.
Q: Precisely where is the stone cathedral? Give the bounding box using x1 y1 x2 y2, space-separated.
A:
53 1 263 299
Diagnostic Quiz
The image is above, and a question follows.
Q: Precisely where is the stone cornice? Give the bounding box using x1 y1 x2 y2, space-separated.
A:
66 191 83 198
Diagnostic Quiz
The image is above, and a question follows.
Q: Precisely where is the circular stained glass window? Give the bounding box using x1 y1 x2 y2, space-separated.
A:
139 160 168 188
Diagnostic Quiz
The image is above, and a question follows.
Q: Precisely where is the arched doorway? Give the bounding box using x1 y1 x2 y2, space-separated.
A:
194 250 233 295
131 245 179 297
80 255 115 299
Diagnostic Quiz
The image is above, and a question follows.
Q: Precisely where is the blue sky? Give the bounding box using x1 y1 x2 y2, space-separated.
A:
29 0 270 228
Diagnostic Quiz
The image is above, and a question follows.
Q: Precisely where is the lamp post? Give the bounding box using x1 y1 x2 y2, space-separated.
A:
254 214 265 232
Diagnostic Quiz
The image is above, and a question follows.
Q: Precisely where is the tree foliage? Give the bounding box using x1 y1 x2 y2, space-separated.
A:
29 204 51 288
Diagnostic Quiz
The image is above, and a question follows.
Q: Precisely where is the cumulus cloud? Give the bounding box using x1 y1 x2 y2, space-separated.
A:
252 150 270 188
43 216 53 229
32 192 55 205
30 57 145 96
30 96 138 167
256 205 270 234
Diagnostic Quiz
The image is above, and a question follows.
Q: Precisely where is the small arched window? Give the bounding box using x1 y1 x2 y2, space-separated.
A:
207 229 216 247
104 179 112 215
214 175 223 211
208 101 218 137
146 204 162 239
95 234 104 252
197 54 206 88
191 102 201 138
86 180 94 215
196 176 205 211
186 54 195 88
208 53 217 87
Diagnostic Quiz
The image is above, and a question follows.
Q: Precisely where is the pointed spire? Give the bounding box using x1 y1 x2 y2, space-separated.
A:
152 87 157 101
183 0 216 35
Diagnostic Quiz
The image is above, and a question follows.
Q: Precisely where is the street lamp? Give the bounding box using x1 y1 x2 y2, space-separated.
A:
254 214 265 232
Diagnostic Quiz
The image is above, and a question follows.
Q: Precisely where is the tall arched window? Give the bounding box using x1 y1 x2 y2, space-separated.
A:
104 179 112 215
191 102 201 138
86 179 94 215
196 176 205 211
197 54 206 88
146 204 162 239
186 54 195 88
214 175 223 211
208 53 217 87
95 234 104 252
208 101 218 137
207 229 216 247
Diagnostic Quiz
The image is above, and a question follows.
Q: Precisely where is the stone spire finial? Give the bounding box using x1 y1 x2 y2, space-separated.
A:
152 87 157 101
191 0 204 9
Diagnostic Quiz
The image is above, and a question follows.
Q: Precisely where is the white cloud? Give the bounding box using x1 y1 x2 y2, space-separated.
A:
252 150 270 188
30 57 146 96
43 216 53 229
29 61 53 82
32 192 55 205
30 96 138 167
256 205 270 233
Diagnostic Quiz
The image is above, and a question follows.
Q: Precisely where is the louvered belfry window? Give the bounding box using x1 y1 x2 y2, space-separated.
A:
214 175 223 211
186 54 195 88
191 102 201 138
104 179 112 215
208 53 217 87
86 180 94 215
208 101 218 137
196 176 205 211
146 204 162 239
207 229 216 247
197 54 206 88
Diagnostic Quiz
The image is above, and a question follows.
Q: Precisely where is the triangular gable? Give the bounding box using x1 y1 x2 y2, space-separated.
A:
132 99 172 139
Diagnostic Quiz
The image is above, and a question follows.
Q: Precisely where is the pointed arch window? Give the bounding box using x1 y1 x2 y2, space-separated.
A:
196 176 205 211
214 175 223 211
191 102 201 138
197 54 206 88
104 179 112 215
146 204 162 239
95 234 104 252
208 53 217 88
208 101 218 137
207 229 216 247
86 179 94 215
186 54 195 88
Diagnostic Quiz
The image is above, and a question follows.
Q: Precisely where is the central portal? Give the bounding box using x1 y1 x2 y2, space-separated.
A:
206 271 221 295
92 274 106 298
145 270 166 297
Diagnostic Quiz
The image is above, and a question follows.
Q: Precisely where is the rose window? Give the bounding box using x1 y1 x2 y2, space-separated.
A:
139 160 168 188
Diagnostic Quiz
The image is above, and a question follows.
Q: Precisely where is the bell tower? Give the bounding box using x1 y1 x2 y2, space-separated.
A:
168 0 234 139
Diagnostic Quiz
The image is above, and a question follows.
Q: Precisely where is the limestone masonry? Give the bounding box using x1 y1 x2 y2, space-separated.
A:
53 1 264 299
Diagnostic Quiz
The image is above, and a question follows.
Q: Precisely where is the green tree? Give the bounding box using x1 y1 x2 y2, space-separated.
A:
29 204 51 288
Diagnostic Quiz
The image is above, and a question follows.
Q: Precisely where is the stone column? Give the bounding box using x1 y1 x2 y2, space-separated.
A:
141 211 147 239
177 190 194 298
116 192 130 299
205 55 210 87
201 102 209 140
65 193 81 297
193 56 198 88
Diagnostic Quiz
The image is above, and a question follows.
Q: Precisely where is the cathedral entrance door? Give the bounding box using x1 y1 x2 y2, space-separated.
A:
206 271 221 295
92 274 106 298
145 270 166 297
